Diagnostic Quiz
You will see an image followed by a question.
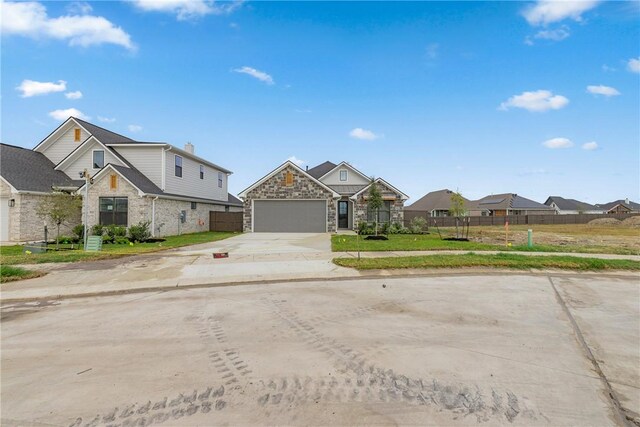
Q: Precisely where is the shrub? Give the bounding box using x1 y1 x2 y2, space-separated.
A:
128 221 152 243
389 222 410 234
72 224 85 240
380 222 390 235
105 225 127 238
358 222 375 235
114 236 130 245
102 234 114 244
92 224 105 236
57 235 78 244
409 217 428 234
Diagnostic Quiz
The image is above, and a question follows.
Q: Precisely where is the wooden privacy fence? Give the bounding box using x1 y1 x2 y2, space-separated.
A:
209 211 243 232
403 211 640 228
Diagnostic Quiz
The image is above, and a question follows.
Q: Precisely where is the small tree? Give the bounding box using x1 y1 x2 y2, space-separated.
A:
449 190 467 239
367 178 384 236
36 192 82 248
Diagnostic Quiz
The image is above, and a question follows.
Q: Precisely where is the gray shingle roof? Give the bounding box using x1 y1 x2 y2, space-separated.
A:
227 193 243 206
110 164 162 194
74 117 136 144
545 196 598 211
327 184 368 195
596 199 640 211
0 143 79 192
470 193 553 211
406 189 471 211
307 161 337 179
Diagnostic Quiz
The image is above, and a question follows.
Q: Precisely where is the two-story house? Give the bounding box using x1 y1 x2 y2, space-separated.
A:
0 117 241 242
238 160 408 232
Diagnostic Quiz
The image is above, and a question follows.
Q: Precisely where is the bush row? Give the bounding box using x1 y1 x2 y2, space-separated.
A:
358 217 428 235
65 221 152 244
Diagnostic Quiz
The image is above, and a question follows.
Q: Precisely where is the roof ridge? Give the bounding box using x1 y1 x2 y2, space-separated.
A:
73 117 136 142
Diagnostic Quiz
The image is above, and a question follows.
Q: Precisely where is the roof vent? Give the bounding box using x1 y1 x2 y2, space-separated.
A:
625 198 630 205
185 142 194 154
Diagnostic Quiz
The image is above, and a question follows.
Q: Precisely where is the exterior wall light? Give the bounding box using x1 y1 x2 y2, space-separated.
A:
8 199 15 207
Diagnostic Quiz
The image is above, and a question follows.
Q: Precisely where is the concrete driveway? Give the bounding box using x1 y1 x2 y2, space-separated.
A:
1 273 638 426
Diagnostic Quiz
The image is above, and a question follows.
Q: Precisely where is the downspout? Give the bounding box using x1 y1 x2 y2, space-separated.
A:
151 196 159 237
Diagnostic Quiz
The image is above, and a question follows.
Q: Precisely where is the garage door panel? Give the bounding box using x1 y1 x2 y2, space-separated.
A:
254 200 326 232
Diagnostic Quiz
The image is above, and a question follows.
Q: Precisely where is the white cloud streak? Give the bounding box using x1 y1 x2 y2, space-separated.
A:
1 1 135 50
131 0 243 21
128 124 143 132
586 85 620 96
349 128 382 141
49 108 89 121
233 66 274 85
16 79 66 97
65 90 83 99
286 156 306 167
522 0 600 26
582 141 598 150
542 137 574 149
499 90 569 112
628 57 640 73
98 116 116 123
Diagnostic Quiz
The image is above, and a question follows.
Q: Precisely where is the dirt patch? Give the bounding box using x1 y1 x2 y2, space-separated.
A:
622 216 640 228
588 218 621 226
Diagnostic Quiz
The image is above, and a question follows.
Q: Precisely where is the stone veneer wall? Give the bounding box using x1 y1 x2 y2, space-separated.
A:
353 181 404 229
85 170 241 237
243 165 337 232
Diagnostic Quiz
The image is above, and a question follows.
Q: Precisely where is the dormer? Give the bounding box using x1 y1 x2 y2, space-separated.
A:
318 161 370 186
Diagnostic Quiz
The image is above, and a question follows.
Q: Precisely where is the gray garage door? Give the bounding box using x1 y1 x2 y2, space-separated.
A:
254 200 326 232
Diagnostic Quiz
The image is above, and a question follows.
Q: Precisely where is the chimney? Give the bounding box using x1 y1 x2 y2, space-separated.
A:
306 165 309 171
625 198 629 205
184 142 194 154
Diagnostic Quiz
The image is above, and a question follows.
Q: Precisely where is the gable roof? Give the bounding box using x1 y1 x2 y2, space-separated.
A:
0 143 81 192
470 193 553 211
317 161 371 182
596 199 640 211
406 189 471 212
227 193 243 206
352 177 410 201
544 196 599 211
238 160 340 198
307 161 337 179
73 117 136 143
54 135 127 170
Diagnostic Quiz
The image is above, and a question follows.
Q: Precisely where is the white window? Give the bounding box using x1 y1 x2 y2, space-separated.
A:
339 170 348 181
175 155 183 177
218 172 223 188
92 150 104 169
199 165 204 180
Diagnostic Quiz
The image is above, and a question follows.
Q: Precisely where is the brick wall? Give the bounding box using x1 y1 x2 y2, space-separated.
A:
243 165 337 232
13 194 80 242
353 181 405 229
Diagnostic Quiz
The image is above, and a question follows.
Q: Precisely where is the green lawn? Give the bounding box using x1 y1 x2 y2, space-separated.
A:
331 234 639 255
334 253 640 271
0 265 45 283
0 231 239 266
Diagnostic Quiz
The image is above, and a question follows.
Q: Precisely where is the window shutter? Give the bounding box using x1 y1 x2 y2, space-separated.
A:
74 129 81 142
285 171 293 186
110 174 117 190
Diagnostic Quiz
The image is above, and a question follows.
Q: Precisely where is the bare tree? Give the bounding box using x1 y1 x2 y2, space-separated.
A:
449 190 467 239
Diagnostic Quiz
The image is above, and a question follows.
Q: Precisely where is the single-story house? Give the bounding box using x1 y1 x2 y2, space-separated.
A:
467 193 555 216
238 160 408 232
405 189 472 217
544 196 603 215
0 117 242 242
595 199 640 214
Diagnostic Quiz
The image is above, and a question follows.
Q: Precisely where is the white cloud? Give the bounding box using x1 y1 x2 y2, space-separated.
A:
349 128 382 141
601 64 616 72
233 66 274 85
586 85 620 96
582 141 598 150
286 156 306 167
1 1 135 50
499 90 569 112
128 124 143 132
425 43 439 60
522 0 600 26
628 57 640 73
532 26 570 42
49 108 89 121
16 79 66 97
66 1 92 15
542 137 574 149
65 90 83 99
98 116 116 123
131 0 243 21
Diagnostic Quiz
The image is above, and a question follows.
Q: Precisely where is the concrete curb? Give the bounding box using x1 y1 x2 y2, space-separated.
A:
2 268 638 305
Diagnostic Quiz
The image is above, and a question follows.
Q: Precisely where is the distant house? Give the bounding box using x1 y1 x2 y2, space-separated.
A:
468 193 555 216
405 189 471 217
544 196 603 215
595 199 640 214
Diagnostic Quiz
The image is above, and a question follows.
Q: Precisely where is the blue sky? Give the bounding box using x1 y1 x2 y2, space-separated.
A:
2 0 639 204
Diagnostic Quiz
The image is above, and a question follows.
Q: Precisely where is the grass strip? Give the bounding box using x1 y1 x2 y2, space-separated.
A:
333 252 640 271
0 265 46 283
0 231 239 266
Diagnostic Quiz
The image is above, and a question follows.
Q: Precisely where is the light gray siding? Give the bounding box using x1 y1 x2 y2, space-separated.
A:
253 200 326 232
112 146 164 188
59 140 123 178
40 125 90 165
321 165 370 186
164 149 228 201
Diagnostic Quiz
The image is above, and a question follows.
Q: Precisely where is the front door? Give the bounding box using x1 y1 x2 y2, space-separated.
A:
338 201 349 229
